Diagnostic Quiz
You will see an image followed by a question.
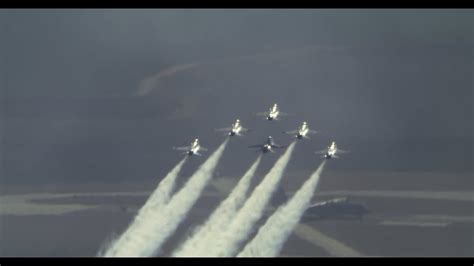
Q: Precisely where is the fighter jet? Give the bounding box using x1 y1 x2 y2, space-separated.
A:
314 141 349 159
248 136 285 153
302 197 370 221
215 119 249 137
283 121 318 139
173 138 208 156
257 103 287 121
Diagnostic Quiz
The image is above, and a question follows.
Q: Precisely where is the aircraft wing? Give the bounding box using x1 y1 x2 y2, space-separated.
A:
256 112 269 116
173 146 190 151
248 144 264 148
308 129 318 134
314 149 327 154
200 147 209 151
273 144 286 149
215 127 232 132
283 130 298 135
279 112 289 116
337 149 350 154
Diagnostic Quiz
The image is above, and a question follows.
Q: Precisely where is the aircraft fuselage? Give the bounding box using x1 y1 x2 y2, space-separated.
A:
230 125 242 136
262 144 273 153
324 143 337 159
296 122 309 139
188 139 201 155
266 104 279 120
283 121 312 140
228 119 244 136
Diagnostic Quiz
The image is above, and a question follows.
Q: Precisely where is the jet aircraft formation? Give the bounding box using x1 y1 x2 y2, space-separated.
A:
103 103 352 258
174 103 348 159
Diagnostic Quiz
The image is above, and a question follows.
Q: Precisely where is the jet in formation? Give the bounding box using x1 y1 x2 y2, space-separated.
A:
173 104 351 160
248 136 285 153
315 141 349 159
257 103 288 121
283 121 318 139
215 119 249 137
173 138 208 156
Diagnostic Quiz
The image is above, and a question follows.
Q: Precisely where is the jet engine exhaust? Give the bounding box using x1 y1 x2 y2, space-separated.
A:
173 155 262 257
100 157 188 257
205 141 296 257
237 160 326 257
106 139 229 257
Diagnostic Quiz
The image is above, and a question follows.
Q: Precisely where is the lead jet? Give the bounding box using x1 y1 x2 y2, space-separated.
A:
283 121 318 139
257 103 287 121
215 119 249 137
248 136 285 153
314 141 349 159
173 138 208 156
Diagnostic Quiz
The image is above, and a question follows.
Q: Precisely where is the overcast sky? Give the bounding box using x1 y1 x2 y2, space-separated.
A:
1 9 472 185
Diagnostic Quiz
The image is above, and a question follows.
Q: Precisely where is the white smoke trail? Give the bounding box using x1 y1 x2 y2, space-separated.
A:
172 155 262 257
237 160 327 257
101 157 188 257
205 141 296 257
106 139 229 257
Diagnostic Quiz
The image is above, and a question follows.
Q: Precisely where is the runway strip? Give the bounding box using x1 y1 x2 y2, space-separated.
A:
380 221 449 227
377 214 474 227
316 190 474 202
293 224 363 257
412 215 474 223
0 193 106 216
0 190 223 216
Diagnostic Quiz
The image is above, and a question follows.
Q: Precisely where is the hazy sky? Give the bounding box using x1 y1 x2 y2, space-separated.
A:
1 9 472 185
